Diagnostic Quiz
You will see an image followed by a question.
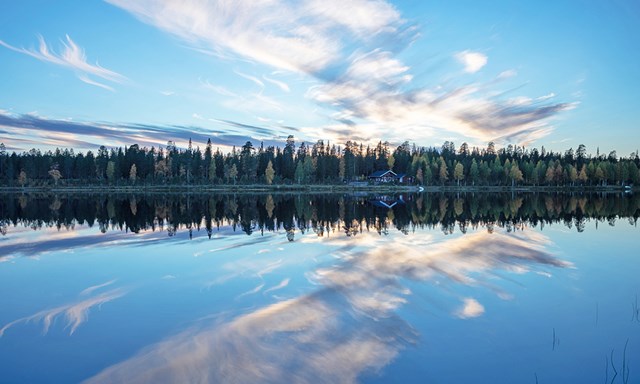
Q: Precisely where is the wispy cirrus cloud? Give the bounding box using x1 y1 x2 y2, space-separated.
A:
234 70 265 89
0 35 126 91
106 0 572 146
200 79 238 98
106 0 406 75
263 75 290 93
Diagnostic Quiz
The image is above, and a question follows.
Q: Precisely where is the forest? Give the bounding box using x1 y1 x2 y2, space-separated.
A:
0 137 638 187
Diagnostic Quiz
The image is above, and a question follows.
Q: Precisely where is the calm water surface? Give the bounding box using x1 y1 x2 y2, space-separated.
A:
0 193 638 383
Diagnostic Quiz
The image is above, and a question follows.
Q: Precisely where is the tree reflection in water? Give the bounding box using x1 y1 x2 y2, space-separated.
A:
1 192 638 239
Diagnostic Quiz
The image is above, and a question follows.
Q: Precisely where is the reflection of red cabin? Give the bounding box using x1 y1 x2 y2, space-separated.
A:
368 170 413 184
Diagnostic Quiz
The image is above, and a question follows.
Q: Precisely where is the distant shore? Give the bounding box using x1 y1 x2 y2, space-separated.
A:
0 183 635 194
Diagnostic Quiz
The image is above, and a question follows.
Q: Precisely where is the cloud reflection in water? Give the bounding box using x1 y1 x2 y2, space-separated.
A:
85 229 570 383
0 283 127 337
456 298 485 319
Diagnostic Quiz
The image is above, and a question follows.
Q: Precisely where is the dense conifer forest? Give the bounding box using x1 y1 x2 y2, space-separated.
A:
0 137 638 187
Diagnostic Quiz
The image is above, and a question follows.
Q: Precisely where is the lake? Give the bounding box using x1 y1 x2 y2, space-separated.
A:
0 192 638 383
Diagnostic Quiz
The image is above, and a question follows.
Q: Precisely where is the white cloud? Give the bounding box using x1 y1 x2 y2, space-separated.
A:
0 35 126 91
345 49 412 86
106 0 408 84
508 96 533 106
301 0 401 37
306 65 574 147
455 50 488 73
456 298 485 319
106 0 398 74
537 93 556 101
106 0 570 147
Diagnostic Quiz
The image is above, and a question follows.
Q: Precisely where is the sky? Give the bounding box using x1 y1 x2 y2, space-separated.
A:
0 0 638 155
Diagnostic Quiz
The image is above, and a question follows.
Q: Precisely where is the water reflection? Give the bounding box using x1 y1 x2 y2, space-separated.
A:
1 193 637 242
84 226 567 383
0 226 171 260
1 281 127 337
1 193 637 383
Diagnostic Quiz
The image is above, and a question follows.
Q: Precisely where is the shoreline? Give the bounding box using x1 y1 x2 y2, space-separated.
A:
0 184 635 194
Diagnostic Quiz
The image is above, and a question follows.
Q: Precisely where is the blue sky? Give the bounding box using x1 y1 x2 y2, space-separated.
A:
0 0 638 155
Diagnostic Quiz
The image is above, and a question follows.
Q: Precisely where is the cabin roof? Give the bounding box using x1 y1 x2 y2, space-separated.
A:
369 170 397 178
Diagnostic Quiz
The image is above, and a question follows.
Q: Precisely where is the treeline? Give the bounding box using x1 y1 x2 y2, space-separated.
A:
0 138 638 187
1 193 638 238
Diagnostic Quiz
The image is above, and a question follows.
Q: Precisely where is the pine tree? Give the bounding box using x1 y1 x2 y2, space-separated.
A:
303 156 314 184
424 165 433 185
294 161 304 184
225 164 238 184
469 159 479 186
106 161 116 183
208 156 216 182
